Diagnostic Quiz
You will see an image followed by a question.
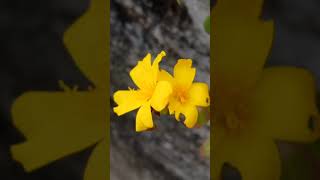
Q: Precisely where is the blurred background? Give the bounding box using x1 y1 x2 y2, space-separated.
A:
110 0 210 180
214 0 320 179
0 0 96 179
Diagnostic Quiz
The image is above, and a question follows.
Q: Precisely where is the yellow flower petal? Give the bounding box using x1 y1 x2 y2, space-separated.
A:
251 67 320 142
11 0 108 173
213 124 280 180
212 0 273 114
136 102 153 131
136 117 149 132
168 97 180 115
113 90 148 116
173 59 195 89
158 70 177 115
175 104 198 128
84 141 106 180
151 51 166 80
188 82 210 107
130 51 165 92
150 81 172 112
158 69 174 84
10 92 105 171
136 121 150 132
64 0 107 89
130 53 155 90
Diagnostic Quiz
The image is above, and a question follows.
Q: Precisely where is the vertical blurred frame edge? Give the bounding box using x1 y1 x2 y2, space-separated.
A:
106 0 110 179
209 1 214 179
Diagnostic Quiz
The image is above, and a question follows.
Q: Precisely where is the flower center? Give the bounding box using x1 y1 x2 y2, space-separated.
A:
139 86 155 100
178 91 188 103
175 88 188 104
217 103 249 133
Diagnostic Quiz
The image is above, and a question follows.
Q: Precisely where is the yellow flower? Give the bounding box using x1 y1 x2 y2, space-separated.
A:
158 59 210 128
10 0 107 179
213 0 320 179
113 51 172 132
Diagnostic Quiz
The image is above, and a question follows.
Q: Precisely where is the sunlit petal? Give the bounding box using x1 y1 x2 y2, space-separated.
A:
173 59 195 89
129 53 155 90
168 97 180 115
152 51 166 80
175 104 198 128
188 83 210 107
150 81 172 112
158 69 174 84
113 90 148 116
136 102 153 130
136 117 149 132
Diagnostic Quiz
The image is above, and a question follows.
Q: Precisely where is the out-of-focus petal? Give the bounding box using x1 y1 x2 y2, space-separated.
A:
84 140 107 180
64 0 107 89
212 0 274 116
251 67 320 142
213 124 280 180
11 92 105 171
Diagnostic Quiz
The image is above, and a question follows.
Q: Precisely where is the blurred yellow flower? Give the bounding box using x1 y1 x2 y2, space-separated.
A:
113 51 172 132
213 0 320 179
11 0 108 179
158 59 210 128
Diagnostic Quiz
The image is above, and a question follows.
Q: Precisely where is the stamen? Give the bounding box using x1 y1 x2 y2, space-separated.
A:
176 88 188 104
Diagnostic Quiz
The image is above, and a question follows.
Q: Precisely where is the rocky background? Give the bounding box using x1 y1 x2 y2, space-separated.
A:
110 0 210 180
